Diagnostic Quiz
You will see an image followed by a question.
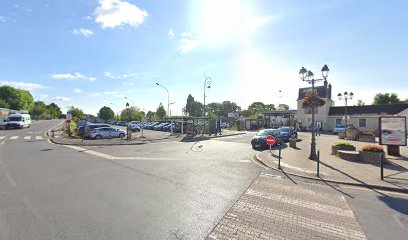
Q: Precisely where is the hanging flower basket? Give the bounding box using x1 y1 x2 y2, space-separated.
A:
302 91 326 108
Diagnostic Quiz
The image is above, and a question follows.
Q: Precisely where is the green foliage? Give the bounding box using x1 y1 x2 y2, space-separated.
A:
30 101 49 119
356 100 365 106
146 110 156 120
121 106 142 121
47 103 62 119
184 94 195 116
240 109 253 117
373 93 400 104
190 101 203 117
156 103 167 119
277 104 289 111
0 98 10 108
207 101 241 117
68 106 84 120
98 106 115 121
0 86 34 110
332 142 354 147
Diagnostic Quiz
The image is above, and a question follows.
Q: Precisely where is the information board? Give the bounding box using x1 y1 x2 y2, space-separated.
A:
379 116 407 146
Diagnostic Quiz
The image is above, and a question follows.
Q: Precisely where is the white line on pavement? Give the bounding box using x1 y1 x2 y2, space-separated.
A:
24 136 31 140
0 136 5 140
36 136 43 140
10 136 19 140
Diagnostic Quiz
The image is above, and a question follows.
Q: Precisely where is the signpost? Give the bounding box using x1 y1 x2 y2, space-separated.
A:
379 116 407 156
266 135 275 153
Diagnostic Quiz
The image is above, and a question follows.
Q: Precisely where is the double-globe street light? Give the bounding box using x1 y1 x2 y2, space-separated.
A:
337 91 354 139
299 64 330 160
203 75 212 117
156 83 170 117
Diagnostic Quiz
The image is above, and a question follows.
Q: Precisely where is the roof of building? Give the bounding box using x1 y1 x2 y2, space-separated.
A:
298 86 328 100
328 103 408 116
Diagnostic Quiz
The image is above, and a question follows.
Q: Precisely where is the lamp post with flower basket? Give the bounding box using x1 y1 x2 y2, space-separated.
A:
299 64 330 160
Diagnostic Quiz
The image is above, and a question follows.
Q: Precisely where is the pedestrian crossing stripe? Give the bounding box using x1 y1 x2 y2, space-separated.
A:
0 136 44 141
0 136 5 140
10 136 19 140
36 136 42 140
24 136 31 140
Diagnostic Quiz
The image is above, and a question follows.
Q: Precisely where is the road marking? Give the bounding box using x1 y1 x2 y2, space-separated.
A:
0 136 5 140
24 136 31 140
10 136 19 140
36 136 43 140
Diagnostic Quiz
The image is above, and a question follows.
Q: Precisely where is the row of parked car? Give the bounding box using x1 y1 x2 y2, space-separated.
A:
251 127 298 149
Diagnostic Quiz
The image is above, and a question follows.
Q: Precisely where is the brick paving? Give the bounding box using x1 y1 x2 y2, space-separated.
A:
207 171 367 240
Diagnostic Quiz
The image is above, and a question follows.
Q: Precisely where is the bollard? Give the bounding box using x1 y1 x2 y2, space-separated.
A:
317 150 320 177
278 146 281 169
51 129 55 138
380 154 384 180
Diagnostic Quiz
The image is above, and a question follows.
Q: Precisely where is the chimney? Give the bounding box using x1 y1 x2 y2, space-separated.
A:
328 83 332 99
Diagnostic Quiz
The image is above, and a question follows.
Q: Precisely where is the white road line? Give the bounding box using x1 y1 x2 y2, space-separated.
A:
10 136 19 140
36 136 43 140
24 136 31 140
0 136 5 140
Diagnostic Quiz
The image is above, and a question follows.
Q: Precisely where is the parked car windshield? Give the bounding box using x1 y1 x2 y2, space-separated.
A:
279 127 291 133
257 130 277 136
335 124 345 128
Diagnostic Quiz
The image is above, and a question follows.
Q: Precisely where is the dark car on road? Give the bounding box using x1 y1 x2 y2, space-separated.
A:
278 127 297 142
251 129 283 149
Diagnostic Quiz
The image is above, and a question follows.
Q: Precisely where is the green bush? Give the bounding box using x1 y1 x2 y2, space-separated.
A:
332 142 354 147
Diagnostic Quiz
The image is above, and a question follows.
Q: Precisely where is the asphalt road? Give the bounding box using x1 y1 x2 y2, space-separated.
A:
1 121 407 240
0 120 263 240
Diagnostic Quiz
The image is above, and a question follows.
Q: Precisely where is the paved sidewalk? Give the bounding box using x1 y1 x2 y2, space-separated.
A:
207 170 367 240
256 132 408 192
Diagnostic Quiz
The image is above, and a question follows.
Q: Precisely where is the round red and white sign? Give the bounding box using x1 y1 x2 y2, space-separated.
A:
266 135 275 146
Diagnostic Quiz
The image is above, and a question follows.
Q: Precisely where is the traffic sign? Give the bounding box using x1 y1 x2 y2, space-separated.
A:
266 135 275 146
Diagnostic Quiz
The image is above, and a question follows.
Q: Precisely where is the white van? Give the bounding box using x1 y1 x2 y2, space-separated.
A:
5 113 31 129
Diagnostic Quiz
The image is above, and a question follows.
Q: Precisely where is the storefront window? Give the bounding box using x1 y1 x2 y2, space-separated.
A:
359 118 366 127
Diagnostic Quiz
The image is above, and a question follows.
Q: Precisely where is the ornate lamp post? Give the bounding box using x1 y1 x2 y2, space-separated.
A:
125 102 130 140
156 83 170 117
203 75 212 117
337 91 354 139
299 64 330 160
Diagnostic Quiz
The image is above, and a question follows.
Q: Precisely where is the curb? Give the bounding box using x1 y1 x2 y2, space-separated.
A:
182 132 246 141
254 153 408 194
48 137 148 146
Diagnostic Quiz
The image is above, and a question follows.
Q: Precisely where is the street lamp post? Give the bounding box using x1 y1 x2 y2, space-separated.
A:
125 102 130 140
299 64 330 160
169 102 175 117
203 75 212 117
337 91 354 139
155 83 169 117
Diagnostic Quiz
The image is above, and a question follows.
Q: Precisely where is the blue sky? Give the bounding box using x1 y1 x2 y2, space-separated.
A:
1 0 407 115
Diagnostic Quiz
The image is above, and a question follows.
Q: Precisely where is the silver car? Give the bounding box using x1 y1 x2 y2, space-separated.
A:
90 127 127 139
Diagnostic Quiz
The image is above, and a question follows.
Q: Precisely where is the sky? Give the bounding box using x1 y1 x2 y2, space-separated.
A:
1 0 407 115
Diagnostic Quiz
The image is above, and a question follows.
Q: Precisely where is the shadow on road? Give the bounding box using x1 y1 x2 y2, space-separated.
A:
378 195 408 215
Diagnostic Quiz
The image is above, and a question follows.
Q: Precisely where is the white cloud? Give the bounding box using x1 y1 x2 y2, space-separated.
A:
73 88 83 94
104 71 148 79
72 28 94 38
90 91 125 98
123 82 134 86
0 16 9 23
39 95 49 100
168 29 175 40
93 0 148 29
0 80 46 91
53 96 71 101
179 32 200 53
50 72 96 81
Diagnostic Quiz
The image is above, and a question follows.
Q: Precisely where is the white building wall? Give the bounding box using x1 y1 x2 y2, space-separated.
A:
296 98 334 131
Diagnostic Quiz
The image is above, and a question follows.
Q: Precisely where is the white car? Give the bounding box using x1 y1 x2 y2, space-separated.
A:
90 127 127 139
5 113 31 129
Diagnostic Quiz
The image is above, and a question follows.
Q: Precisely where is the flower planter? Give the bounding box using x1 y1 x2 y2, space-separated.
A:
359 151 383 164
338 132 346 139
346 129 359 140
332 145 356 155
358 135 375 142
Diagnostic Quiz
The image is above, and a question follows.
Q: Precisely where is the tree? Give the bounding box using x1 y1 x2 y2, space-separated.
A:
277 104 289 111
121 106 141 121
146 111 156 120
47 102 62 119
98 106 115 121
265 104 276 111
248 102 266 116
373 93 400 104
184 94 195 116
30 101 49 119
68 106 84 122
0 86 34 110
356 100 365 106
190 101 203 117
156 103 167 119
240 109 253 117
0 98 10 108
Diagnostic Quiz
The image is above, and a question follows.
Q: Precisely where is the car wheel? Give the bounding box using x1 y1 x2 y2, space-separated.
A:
119 133 125 139
95 135 102 140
